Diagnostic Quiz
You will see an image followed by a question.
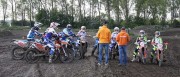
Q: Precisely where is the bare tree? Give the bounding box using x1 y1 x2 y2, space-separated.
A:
119 0 134 25
9 0 15 21
1 0 8 25
78 0 82 22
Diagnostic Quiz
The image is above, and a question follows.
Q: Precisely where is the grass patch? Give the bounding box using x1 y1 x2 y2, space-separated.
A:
0 26 30 31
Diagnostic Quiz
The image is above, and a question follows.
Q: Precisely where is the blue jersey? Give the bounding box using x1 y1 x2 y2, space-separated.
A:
59 28 74 41
63 28 74 36
27 27 40 40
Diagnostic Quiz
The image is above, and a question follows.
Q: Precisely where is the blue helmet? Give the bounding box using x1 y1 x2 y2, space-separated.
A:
66 24 72 30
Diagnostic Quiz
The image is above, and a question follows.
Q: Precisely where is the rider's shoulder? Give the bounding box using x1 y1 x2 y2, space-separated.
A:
63 28 67 31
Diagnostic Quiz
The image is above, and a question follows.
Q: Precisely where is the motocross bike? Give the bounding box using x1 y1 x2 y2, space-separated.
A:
77 36 88 59
11 39 29 60
54 38 74 63
25 41 58 63
109 42 119 59
150 42 168 67
11 38 42 60
11 34 44 60
136 40 150 64
62 36 82 60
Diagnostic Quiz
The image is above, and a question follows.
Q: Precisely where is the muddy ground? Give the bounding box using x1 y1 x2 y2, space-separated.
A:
0 28 180 77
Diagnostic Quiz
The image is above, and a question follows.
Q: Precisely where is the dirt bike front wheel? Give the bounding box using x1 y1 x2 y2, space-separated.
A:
25 49 40 63
59 48 74 63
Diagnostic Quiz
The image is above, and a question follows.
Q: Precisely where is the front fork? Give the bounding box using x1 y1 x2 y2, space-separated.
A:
139 47 147 64
139 47 147 59
156 50 163 61
72 45 76 57
62 47 68 56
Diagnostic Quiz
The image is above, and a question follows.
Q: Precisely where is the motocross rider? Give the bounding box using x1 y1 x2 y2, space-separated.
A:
131 30 147 62
27 22 42 41
151 31 165 62
109 27 119 52
76 26 89 58
58 24 75 42
44 22 59 63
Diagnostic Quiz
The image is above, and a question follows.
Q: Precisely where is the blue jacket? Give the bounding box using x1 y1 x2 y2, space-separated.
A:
27 27 41 40
59 28 74 40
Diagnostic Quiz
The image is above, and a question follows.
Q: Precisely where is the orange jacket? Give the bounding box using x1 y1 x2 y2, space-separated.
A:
96 25 111 43
116 30 130 45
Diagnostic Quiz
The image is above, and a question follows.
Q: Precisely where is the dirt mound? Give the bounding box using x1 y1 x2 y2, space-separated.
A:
132 25 171 36
0 30 13 37
161 28 180 37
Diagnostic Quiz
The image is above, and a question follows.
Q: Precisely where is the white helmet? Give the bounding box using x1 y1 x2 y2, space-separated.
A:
34 22 42 27
50 22 60 28
139 30 145 35
81 26 86 30
114 27 119 31
155 31 160 37
140 30 145 33
139 30 145 36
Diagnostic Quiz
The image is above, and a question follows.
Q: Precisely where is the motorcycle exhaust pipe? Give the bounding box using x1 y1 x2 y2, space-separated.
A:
33 54 45 57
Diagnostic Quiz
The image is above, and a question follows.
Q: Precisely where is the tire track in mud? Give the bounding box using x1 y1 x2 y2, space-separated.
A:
73 58 95 77
23 63 43 77
108 59 177 77
35 58 96 77
0 60 28 77
109 60 138 77
0 63 16 77
43 64 58 77
36 63 44 77
89 56 114 77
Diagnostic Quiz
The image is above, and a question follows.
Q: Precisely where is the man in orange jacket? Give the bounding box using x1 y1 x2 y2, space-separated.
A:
116 27 130 66
96 21 111 66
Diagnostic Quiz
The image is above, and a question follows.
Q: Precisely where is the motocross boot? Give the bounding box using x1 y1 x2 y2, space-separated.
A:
49 55 53 63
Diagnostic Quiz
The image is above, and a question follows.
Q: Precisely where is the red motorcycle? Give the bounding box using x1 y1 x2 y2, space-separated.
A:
25 38 74 63
55 39 74 63
11 35 43 60
11 39 30 60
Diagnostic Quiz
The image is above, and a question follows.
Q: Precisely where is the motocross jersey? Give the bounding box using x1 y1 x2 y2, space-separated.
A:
77 30 87 41
111 32 119 43
63 28 74 36
136 35 147 43
45 27 57 34
77 30 87 37
152 37 163 50
27 27 41 40
59 28 75 41
152 37 163 44
135 35 147 49
44 28 57 44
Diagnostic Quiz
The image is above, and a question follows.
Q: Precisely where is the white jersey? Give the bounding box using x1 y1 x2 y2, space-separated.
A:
111 32 118 43
45 27 57 34
77 30 87 41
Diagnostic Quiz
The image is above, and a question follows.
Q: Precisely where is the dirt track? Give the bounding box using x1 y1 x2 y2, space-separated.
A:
0 28 180 77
